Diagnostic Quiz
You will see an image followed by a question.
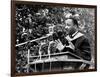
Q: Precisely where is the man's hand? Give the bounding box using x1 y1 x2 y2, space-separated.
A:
55 39 65 51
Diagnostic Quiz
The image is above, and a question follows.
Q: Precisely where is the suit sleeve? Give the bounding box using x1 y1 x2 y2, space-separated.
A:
74 38 91 61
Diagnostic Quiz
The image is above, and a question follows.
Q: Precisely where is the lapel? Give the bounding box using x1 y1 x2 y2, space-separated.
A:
65 32 84 41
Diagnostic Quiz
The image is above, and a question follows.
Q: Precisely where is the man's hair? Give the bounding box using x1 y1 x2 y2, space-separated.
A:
65 18 79 28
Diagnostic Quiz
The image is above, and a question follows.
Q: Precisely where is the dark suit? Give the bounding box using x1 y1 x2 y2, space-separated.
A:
62 31 91 70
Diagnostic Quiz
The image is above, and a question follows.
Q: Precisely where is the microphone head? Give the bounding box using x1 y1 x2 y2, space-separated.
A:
52 32 59 40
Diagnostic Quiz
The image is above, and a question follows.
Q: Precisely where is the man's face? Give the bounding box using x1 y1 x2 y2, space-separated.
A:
64 19 77 34
64 19 74 30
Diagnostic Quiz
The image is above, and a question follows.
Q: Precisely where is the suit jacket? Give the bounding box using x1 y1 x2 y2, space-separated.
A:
61 31 91 69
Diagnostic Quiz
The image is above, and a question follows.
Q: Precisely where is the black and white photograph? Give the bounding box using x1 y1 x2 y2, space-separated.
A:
11 1 97 76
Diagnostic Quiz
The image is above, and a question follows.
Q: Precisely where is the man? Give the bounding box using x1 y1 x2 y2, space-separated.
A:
55 18 91 70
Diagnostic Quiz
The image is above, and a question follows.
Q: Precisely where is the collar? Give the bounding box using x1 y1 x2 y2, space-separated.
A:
66 31 84 41
71 31 78 38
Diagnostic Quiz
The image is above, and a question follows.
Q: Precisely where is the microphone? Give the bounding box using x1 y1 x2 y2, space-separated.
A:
52 31 69 45
52 32 59 40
